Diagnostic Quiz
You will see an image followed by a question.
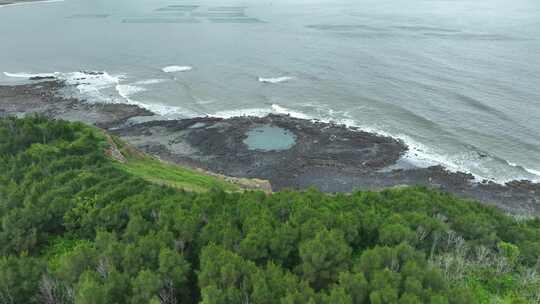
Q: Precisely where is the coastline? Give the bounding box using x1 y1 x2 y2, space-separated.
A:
1 79 539 215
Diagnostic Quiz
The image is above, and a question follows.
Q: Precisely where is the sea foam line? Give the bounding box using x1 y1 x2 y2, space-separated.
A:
0 0 64 8
4 70 124 103
525 168 540 177
162 66 193 73
133 79 166 85
4 70 196 117
115 83 197 117
258 76 294 84
507 162 540 182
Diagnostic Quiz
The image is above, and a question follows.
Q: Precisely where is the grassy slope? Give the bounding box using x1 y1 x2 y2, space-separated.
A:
115 157 239 193
106 133 240 193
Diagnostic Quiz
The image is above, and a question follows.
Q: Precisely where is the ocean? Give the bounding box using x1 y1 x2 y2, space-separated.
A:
1 0 539 183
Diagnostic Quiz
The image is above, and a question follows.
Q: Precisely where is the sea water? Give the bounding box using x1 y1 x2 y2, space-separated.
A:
1 0 539 183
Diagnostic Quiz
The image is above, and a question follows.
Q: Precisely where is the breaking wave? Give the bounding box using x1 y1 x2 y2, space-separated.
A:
258 76 294 84
4 70 195 117
209 104 310 120
115 81 196 117
4 70 123 102
507 162 540 182
0 0 64 8
162 66 193 73
133 79 166 85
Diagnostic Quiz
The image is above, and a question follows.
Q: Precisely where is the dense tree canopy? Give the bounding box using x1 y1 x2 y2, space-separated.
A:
0 116 539 303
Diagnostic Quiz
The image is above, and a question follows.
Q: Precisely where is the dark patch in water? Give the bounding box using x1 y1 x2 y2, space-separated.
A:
424 32 522 41
156 5 200 12
122 18 200 24
392 25 461 33
392 25 460 33
307 24 387 32
208 6 247 12
338 32 397 39
67 14 110 19
191 12 246 18
453 93 512 121
209 18 265 24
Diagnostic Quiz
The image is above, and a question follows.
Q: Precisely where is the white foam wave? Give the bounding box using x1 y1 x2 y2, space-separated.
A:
195 99 215 105
162 66 193 73
209 104 336 122
258 76 294 84
506 161 540 181
116 85 146 98
525 168 540 176
133 79 166 85
209 107 276 119
5 70 195 117
270 104 311 119
0 0 64 8
115 83 195 117
63 72 123 102
5 70 123 103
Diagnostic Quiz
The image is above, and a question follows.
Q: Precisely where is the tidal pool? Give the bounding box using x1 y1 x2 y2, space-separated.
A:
243 125 296 151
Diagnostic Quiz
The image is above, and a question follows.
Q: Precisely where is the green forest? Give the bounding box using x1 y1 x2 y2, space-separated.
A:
0 116 539 304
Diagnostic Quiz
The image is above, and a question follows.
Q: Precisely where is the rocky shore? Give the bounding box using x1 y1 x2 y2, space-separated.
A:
1 79 539 215
0 80 153 128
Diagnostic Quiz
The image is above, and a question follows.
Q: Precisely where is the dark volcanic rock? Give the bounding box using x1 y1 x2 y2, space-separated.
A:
112 115 406 184
112 115 540 215
29 76 56 81
0 80 154 128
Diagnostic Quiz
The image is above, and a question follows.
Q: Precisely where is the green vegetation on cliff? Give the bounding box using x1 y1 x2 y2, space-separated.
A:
0 116 539 304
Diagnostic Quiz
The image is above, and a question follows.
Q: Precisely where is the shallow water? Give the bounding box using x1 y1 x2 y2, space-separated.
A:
1 0 539 182
244 126 296 151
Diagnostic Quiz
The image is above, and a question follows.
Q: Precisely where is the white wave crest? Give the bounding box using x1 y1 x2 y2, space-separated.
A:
270 104 311 119
116 85 146 97
0 0 64 8
258 76 294 84
115 83 195 117
525 168 540 177
506 161 540 181
210 104 345 123
133 79 166 85
5 70 123 103
209 107 276 119
5 70 195 117
162 66 193 73
63 71 123 100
